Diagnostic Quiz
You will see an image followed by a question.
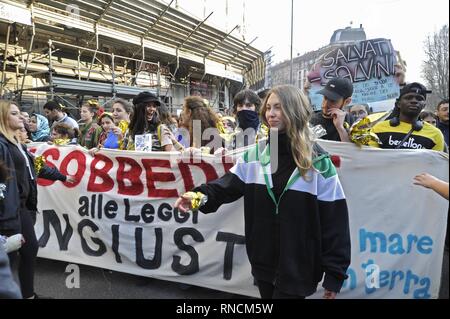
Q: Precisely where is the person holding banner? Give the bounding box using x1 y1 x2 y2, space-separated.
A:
95 112 121 150
310 77 354 142
122 92 175 152
175 85 351 299
0 100 76 299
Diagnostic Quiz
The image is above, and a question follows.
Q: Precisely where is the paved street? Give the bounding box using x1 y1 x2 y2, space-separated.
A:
32 251 448 299
33 257 242 299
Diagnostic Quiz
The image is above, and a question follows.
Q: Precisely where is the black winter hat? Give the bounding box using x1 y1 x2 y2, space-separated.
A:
133 91 161 106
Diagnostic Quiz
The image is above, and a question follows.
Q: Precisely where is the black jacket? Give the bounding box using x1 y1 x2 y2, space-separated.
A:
310 111 354 141
437 120 449 147
0 135 67 234
194 142 351 296
0 135 22 235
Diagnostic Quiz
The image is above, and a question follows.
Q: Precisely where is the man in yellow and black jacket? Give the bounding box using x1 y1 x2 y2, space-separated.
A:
369 82 445 152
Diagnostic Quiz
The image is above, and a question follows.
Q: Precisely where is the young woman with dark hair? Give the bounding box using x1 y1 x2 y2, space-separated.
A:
122 92 175 151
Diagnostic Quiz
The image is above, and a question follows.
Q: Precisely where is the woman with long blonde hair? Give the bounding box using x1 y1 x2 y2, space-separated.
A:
175 85 350 299
0 99 38 298
1 100 73 298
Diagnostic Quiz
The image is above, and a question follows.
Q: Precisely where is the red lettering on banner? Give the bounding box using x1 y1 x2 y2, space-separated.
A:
88 154 114 192
141 159 178 198
116 157 144 196
177 160 219 192
59 150 86 188
37 148 60 187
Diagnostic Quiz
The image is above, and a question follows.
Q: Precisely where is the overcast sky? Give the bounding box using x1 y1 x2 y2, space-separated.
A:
165 0 449 83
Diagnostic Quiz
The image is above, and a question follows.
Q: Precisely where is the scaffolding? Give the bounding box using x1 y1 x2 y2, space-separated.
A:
1 0 266 113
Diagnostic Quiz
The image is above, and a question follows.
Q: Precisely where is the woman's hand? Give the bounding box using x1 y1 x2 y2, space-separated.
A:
112 127 124 139
88 147 101 157
413 173 438 189
174 193 194 213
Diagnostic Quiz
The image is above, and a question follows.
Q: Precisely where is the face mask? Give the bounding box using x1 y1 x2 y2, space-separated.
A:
237 110 260 130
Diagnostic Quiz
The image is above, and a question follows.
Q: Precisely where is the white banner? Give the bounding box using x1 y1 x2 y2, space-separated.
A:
31 141 448 299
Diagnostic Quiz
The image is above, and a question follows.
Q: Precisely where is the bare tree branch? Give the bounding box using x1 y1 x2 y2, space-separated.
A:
421 25 449 99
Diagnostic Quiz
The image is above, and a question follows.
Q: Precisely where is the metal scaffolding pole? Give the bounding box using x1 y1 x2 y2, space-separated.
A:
157 61 161 96
19 21 36 101
86 26 99 82
178 11 213 50
48 39 54 99
111 53 116 98
1 24 12 96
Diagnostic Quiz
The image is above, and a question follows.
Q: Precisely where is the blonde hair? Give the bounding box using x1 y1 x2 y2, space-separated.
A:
260 85 315 178
0 100 19 144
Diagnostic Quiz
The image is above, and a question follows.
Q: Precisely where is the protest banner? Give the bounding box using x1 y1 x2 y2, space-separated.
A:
31 141 448 298
308 38 400 111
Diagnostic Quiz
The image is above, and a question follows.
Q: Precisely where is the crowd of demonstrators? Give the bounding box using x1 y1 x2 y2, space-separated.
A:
0 76 448 299
43 100 79 129
175 85 351 299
